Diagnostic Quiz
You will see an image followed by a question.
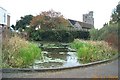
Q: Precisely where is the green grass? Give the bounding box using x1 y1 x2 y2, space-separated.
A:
18 43 41 67
2 36 42 68
70 39 118 63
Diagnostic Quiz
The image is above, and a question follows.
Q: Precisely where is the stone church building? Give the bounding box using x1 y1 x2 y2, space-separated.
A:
68 11 94 30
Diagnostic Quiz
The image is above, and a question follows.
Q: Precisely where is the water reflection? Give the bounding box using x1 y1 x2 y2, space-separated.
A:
63 52 80 67
45 52 68 61
31 51 81 69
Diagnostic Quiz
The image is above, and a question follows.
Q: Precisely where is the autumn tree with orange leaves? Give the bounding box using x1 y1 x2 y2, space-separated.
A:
30 10 70 30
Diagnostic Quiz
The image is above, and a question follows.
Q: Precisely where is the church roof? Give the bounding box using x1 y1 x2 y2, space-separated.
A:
68 19 93 29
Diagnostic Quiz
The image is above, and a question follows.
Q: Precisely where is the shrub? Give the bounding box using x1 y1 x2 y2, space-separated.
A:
30 29 90 42
89 28 99 40
89 23 118 48
2 36 42 68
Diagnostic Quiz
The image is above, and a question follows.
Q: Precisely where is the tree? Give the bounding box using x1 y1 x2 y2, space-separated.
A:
110 3 120 23
89 3 119 47
11 25 15 30
15 15 33 31
116 2 120 16
110 9 118 24
30 10 70 30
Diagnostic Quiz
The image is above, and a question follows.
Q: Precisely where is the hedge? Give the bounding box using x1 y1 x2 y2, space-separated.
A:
30 30 90 43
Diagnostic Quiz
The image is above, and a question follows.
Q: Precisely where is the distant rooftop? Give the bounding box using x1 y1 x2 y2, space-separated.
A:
68 19 77 25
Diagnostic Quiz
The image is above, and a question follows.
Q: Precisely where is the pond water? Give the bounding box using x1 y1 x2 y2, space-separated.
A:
30 48 81 69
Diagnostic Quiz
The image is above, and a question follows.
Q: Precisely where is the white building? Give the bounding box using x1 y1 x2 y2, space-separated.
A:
0 7 10 28
0 7 10 39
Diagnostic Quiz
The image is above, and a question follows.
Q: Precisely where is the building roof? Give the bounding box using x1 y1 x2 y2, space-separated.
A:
68 19 93 29
0 7 7 11
79 21 93 29
68 19 77 25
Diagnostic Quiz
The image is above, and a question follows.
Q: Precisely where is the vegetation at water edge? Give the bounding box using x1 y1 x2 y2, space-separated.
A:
2 36 42 68
70 39 118 63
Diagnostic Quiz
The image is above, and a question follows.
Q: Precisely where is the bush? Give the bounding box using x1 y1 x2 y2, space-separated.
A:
70 39 118 63
89 28 99 40
90 23 118 48
2 36 42 68
30 30 90 42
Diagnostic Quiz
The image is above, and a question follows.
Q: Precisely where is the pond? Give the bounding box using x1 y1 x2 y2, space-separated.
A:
29 47 81 69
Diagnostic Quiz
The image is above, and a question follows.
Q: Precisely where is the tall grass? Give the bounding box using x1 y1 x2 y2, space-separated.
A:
70 39 118 63
2 36 42 68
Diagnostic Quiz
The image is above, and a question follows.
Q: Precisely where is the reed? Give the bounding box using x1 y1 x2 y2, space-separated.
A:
70 39 118 63
2 36 42 68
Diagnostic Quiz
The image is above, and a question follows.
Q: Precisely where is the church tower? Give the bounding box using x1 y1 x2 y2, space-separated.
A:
83 11 94 26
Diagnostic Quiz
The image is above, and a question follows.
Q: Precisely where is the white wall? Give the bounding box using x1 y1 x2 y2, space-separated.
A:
0 7 7 25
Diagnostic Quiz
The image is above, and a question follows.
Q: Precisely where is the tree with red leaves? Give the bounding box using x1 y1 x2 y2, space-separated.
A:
30 10 70 30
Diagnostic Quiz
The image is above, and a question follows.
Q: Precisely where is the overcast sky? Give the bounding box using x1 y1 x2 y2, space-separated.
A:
0 0 119 29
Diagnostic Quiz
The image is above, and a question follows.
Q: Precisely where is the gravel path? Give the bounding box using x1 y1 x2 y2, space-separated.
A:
2 59 118 78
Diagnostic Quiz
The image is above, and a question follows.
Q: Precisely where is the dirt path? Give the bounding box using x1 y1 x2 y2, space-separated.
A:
2 59 118 78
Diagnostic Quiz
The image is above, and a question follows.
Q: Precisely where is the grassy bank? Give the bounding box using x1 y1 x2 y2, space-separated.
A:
2 36 42 68
70 39 118 63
